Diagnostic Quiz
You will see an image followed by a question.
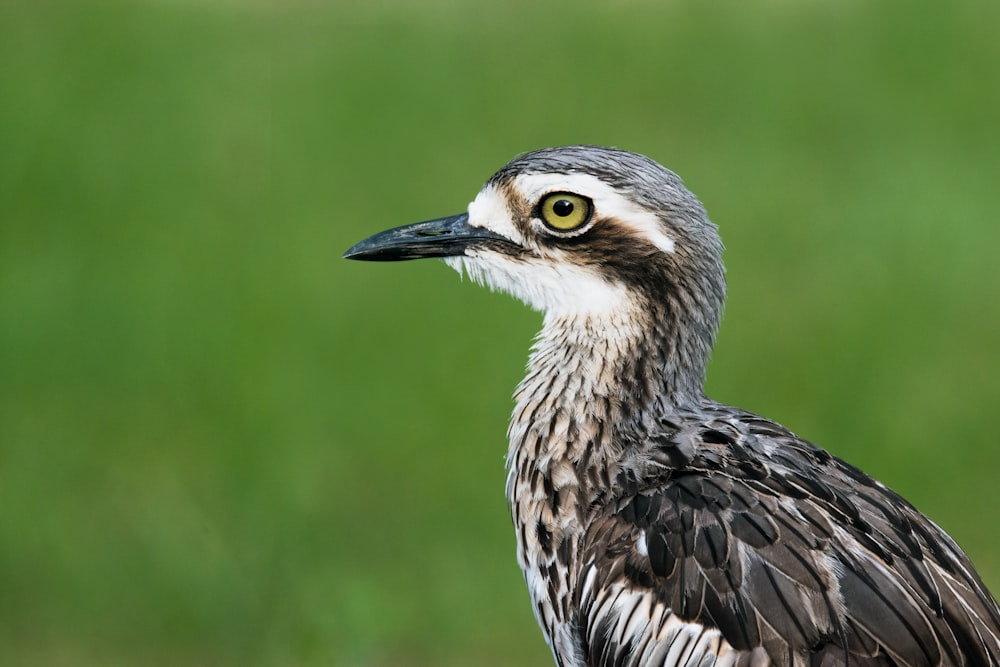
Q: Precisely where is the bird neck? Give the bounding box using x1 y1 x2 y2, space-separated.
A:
506 301 711 507
504 301 714 645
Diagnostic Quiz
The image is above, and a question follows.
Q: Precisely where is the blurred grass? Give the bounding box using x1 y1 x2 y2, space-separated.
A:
1 0 999 664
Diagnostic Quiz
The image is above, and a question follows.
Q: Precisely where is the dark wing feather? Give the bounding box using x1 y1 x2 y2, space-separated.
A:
574 410 1000 666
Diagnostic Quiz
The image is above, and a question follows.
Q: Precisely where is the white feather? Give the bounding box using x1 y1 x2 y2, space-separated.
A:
466 183 527 246
445 253 630 317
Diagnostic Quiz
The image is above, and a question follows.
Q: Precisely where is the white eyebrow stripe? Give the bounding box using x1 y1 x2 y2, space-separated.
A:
513 172 676 254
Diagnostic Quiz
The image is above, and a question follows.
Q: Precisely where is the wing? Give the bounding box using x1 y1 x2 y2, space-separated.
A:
574 412 1000 666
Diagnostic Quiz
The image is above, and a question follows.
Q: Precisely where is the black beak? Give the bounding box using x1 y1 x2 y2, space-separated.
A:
343 213 515 261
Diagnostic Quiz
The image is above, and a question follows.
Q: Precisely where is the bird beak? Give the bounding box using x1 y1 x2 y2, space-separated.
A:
343 213 514 261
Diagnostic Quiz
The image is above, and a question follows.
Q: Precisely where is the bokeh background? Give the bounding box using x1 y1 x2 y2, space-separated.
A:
2 0 999 665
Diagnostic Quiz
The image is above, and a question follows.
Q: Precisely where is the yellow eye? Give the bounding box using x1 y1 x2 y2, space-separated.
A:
539 192 593 232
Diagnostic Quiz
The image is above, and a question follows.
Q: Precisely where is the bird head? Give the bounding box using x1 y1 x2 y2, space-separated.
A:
345 146 726 395
346 145 724 316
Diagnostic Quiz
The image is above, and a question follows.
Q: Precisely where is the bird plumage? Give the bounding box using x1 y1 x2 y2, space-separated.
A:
344 145 1000 666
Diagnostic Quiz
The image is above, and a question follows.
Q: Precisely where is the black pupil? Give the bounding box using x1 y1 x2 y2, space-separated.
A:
552 199 574 217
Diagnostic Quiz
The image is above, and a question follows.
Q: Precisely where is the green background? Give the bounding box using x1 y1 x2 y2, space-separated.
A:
2 1 999 665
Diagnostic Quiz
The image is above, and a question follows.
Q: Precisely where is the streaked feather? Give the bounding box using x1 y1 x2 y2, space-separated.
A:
347 145 1000 667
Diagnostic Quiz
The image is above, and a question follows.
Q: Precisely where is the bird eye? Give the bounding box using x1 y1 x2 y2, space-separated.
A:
539 192 593 232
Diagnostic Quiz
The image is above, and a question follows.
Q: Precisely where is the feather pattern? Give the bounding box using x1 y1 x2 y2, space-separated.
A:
570 406 1000 666
488 148 1000 666
345 145 1000 667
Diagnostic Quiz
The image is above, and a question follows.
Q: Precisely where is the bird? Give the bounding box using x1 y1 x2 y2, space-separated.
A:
343 145 1000 666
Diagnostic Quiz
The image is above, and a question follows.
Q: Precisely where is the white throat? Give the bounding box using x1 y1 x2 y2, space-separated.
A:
445 254 631 318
